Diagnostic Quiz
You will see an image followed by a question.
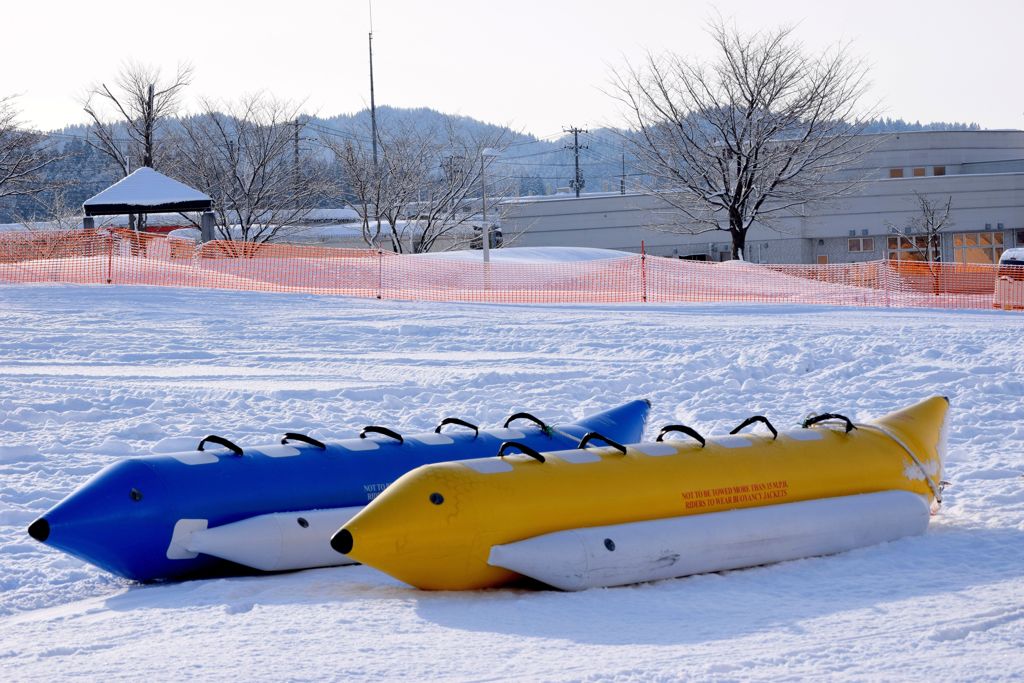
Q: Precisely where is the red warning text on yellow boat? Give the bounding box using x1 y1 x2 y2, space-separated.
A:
682 480 790 509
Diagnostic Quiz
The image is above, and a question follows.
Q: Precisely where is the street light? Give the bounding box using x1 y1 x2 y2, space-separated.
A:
481 147 499 262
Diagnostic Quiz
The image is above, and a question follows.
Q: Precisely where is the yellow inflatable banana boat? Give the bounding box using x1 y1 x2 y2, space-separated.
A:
333 396 947 590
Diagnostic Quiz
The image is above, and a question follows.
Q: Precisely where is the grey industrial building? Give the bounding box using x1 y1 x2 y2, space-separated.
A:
501 130 1024 265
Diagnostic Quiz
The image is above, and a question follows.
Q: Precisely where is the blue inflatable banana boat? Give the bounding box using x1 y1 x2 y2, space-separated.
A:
27 400 649 582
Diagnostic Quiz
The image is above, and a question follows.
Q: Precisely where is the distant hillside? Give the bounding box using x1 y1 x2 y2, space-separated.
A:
862 118 981 133
317 106 526 142
0 111 984 222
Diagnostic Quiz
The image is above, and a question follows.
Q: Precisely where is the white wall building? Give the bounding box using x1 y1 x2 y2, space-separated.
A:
501 130 1024 265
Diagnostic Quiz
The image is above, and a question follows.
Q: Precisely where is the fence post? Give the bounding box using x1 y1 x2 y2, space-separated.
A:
200 211 216 243
640 240 647 303
882 259 891 308
106 229 114 284
376 249 383 300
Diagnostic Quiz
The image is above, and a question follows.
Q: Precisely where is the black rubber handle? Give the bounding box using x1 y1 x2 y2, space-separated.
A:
197 434 244 457
497 441 546 463
802 413 856 433
577 432 627 455
503 411 549 432
359 426 404 444
281 432 327 449
656 424 706 447
729 415 778 440
434 417 479 438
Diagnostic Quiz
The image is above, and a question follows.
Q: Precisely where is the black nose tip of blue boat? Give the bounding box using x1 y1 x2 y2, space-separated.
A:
28 517 50 543
331 528 353 555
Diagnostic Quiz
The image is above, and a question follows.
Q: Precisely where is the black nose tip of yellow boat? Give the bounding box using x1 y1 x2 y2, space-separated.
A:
28 517 50 543
331 528 353 555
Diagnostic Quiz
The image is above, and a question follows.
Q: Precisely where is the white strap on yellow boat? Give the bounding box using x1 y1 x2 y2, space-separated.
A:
854 423 943 504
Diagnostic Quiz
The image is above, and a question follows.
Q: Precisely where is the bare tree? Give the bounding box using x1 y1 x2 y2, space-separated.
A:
81 61 193 176
326 117 513 253
611 20 874 259
0 96 64 203
174 94 334 244
331 123 432 251
81 62 192 232
886 192 953 263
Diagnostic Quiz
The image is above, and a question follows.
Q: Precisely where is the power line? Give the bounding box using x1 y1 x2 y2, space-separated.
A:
493 162 577 168
303 122 563 153
303 122 376 143
495 172 647 180
43 130 133 145
494 148 568 161
504 131 567 147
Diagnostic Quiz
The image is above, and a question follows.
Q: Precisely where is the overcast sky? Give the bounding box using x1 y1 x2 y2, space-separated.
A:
6 0 1022 135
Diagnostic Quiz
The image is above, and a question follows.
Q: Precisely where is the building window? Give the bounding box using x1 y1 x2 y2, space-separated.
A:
953 232 1004 264
933 166 946 176
887 236 932 261
913 167 926 177
889 168 904 178
1017 229 1024 245
848 237 875 252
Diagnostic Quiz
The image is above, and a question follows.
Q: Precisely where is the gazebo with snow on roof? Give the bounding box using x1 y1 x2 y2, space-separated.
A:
82 167 215 241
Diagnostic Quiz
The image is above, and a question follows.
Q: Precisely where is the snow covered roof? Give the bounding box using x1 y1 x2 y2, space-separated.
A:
83 167 212 216
302 208 361 223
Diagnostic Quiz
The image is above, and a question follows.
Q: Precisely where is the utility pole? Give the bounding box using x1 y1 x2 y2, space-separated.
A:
564 126 587 198
481 153 489 263
368 6 379 169
144 83 155 168
479 148 499 263
367 1 381 242
481 154 487 224
293 117 301 195
620 151 626 195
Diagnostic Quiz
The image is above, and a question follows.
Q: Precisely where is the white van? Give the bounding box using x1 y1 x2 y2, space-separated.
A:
994 248 1024 310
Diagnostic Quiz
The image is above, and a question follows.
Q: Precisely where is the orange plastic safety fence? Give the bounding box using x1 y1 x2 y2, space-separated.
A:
381 255 642 304
0 231 1020 310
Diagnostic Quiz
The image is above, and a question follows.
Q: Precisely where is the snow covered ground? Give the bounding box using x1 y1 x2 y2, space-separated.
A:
0 283 1022 681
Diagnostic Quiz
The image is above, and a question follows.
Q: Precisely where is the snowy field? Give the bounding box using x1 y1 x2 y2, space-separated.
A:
1 283 1022 681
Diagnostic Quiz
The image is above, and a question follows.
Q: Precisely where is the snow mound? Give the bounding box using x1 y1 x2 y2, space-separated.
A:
414 246 633 262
